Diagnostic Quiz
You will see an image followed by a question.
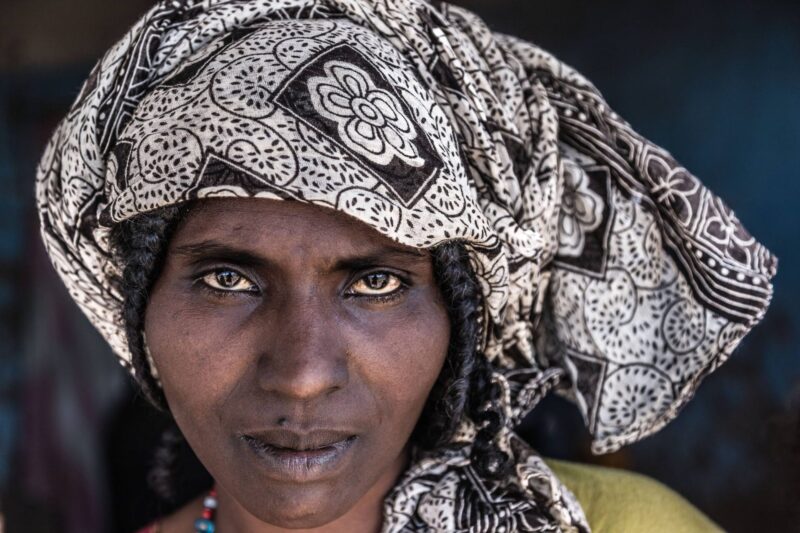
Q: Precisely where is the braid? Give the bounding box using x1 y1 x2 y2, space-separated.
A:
466 347 512 478
415 240 512 479
110 204 193 501
146 423 185 503
411 241 481 444
110 204 190 410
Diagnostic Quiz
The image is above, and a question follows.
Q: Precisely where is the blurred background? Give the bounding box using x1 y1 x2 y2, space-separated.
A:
1 0 798 531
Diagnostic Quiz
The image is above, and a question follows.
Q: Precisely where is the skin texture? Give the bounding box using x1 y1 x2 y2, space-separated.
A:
144 198 451 532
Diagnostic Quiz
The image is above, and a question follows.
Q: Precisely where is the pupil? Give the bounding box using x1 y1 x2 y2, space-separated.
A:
367 273 388 290
218 271 238 287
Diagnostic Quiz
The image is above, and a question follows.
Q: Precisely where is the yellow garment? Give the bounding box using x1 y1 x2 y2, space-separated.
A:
545 459 724 533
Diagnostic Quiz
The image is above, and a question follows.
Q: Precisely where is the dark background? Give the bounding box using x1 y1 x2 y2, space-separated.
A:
1 0 798 531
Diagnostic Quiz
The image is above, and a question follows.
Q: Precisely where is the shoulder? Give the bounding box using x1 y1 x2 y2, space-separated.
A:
544 458 723 533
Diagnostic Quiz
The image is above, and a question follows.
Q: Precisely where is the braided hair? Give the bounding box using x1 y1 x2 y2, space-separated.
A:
111 204 188 410
110 204 511 501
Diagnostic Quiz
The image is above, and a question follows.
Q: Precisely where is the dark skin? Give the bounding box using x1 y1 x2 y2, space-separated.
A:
144 198 451 532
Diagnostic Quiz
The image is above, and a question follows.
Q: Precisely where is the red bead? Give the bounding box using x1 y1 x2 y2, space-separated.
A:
202 509 212 520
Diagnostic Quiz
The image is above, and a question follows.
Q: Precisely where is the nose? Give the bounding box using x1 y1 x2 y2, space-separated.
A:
255 292 349 401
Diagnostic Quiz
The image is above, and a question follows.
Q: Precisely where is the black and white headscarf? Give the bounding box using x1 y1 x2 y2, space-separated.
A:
36 0 777 530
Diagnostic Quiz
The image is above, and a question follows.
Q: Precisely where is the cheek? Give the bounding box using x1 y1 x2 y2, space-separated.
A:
353 289 451 432
143 287 254 434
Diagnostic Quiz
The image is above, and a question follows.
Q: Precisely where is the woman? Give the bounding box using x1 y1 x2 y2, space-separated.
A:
36 0 776 531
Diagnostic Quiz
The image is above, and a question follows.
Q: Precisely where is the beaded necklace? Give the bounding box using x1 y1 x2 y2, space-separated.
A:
193 487 217 532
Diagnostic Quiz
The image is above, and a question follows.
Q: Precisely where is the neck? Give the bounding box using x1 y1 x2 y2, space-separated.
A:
214 446 409 533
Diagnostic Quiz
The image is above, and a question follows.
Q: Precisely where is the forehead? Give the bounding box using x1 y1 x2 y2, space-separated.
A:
171 198 429 263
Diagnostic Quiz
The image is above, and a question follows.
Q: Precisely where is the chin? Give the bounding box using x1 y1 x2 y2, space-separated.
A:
244 485 354 529
265 510 342 529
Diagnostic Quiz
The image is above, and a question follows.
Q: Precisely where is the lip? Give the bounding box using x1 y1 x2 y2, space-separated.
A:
238 429 358 482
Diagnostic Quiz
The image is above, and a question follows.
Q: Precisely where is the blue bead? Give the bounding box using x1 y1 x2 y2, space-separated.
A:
194 518 215 533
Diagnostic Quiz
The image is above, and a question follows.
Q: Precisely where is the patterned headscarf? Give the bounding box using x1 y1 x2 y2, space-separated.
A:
36 0 776 530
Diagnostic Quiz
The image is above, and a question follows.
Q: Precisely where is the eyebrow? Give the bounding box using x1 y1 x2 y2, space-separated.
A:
171 241 267 268
170 240 430 271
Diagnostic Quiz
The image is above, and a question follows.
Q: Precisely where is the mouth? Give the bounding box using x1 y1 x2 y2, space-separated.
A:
239 430 358 482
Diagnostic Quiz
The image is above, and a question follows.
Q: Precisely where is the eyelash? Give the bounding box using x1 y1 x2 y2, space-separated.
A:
193 267 409 303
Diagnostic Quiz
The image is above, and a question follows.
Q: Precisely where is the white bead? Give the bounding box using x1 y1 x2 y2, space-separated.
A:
204 496 218 509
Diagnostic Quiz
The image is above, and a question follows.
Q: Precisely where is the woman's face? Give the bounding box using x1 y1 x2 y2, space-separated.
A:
144 198 450 528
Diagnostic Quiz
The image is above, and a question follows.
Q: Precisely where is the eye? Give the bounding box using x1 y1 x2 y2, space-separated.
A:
348 272 404 297
200 268 258 294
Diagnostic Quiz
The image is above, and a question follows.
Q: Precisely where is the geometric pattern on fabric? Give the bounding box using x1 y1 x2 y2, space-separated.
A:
554 162 613 276
275 43 444 206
